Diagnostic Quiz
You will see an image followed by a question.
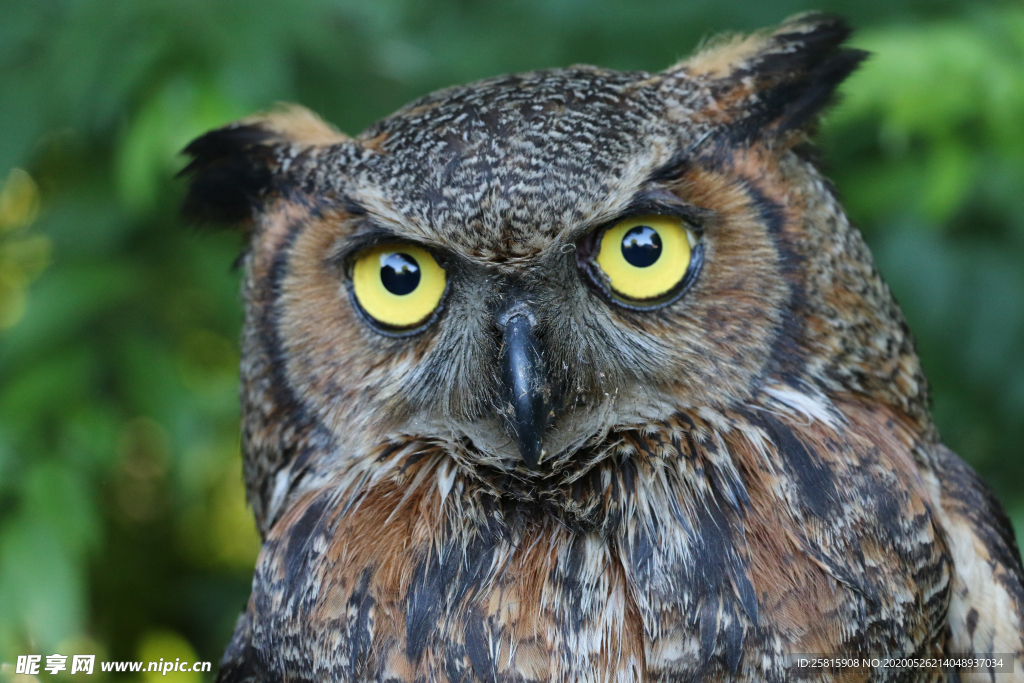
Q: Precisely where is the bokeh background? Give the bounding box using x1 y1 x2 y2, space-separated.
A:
1 0 1023 679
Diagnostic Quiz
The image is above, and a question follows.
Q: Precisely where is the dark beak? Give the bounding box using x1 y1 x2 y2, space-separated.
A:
498 310 556 469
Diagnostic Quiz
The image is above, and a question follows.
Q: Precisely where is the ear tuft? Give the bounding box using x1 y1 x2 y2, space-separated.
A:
244 104 348 147
179 104 347 227
179 125 278 225
672 13 868 143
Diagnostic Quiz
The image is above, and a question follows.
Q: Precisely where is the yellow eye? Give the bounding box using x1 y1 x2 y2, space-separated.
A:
351 244 446 329
594 214 695 302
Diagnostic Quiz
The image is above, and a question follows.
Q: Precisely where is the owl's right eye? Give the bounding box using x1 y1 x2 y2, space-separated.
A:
350 244 447 331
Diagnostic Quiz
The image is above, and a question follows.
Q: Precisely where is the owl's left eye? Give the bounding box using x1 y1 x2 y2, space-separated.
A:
350 244 447 331
585 214 699 306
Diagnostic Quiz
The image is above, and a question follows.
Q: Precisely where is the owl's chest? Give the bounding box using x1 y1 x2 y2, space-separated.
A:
245 441 953 682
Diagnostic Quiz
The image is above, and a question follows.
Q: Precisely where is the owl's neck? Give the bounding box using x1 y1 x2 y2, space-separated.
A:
269 383 928 542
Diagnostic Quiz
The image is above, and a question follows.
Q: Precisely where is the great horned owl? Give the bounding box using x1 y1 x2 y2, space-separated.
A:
181 14 1024 682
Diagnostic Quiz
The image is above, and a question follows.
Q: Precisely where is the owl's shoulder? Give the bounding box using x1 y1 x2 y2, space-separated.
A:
925 442 1024 673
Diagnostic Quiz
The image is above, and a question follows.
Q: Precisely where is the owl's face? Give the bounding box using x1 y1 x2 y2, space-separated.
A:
184 17 925 520
248 70 794 477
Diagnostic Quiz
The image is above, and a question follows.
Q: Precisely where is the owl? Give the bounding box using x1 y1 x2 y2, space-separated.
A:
181 14 1024 683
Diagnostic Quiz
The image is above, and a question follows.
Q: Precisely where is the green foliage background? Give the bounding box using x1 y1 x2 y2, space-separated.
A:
1 0 1022 677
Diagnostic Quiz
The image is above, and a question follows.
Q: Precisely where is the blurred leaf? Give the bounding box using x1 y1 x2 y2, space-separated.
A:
116 78 244 215
22 463 100 558
0 263 140 366
177 456 259 573
138 631 201 683
0 515 86 651
0 169 40 232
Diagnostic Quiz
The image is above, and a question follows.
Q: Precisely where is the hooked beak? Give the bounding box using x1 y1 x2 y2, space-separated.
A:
497 310 557 469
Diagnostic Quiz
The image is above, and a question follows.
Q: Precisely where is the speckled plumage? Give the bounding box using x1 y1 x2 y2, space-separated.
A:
182 14 1024 682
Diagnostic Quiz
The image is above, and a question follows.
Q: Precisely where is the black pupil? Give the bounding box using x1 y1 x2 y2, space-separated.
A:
621 225 662 267
380 252 421 295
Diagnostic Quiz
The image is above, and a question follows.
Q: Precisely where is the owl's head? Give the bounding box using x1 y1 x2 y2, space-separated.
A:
183 14 926 525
